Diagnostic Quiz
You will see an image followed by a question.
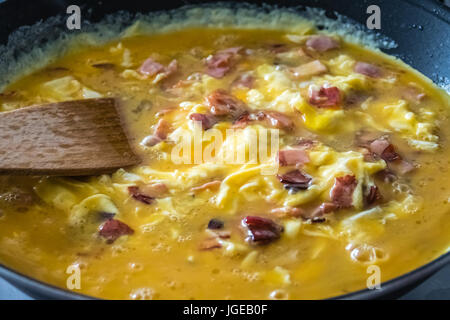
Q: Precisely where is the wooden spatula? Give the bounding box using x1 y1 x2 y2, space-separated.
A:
0 98 140 176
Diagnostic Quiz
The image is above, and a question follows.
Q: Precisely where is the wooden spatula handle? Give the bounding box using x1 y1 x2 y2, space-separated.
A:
0 98 140 176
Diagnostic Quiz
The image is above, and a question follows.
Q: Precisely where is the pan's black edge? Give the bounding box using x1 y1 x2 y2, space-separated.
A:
0 0 448 300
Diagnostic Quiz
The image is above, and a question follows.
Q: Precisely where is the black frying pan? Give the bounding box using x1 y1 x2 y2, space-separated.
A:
0 0 448 300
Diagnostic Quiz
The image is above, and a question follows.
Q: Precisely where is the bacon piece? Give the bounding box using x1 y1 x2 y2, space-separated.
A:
99 219 134 244
354 62 382 78
138 58 165 76
140 135 162 147
242 216 283 245
306 35 340 52
291 60 327 78
277 170 312 192
271 206 304 218
364 184 382 206
258 111 294 131
308 85 341 108
232 112 252 128
154 119 171 140
389 159 415 175
207 218 224 230
189 113 217 130
205 47 242 78
199 238 222 250
231 73 254 88
205 89 246 118
278 149 309 166
369 138 400 162
128 186 154 205
139 183 168 198
402 86 426 103
330 175 357 208
191 180 222 193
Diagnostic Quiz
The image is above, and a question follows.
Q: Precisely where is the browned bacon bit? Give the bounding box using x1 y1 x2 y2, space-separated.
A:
231 73 254 89
278 148 309 166
199 238 222 250
207 218 224 230
271 206 304 218
354 62 382 78
308 86 341 108
99 219 134 244
191 180 222 193
189 113 217 130
128 186 154 205
139 58 165 76
205 89 246 118
242 216 283 245
277 170 312 192
330 175 357 208
369 138 401 162
306 35 340 52
205 47 242 78
364 184 382 206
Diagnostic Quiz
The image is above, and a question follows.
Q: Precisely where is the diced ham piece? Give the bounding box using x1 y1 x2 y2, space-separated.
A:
354 62 382 78
277 169 312 192
330 175 357 208
205 47 242 78
231 73 254 88
308 85 341 108
138 58 165 76
189 113 217 130
205 89 246 118
242 216 283 245
364 184 382 206
191 180 222 193
306 35 340 52
128 186 154 205
99 219 134 244
291 60 328 78
369 138 400 162
307 202 340 223
278 149 309 166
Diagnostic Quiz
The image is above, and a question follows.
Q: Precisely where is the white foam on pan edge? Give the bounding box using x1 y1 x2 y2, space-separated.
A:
0 3 397 91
